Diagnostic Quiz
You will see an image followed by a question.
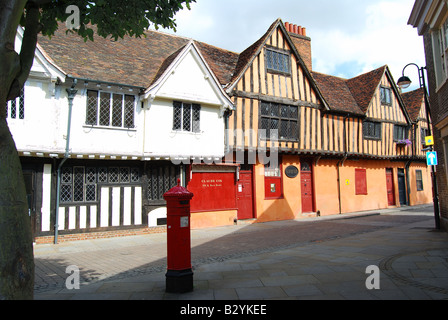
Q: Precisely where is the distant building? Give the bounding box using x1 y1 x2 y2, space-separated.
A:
409 0 448 231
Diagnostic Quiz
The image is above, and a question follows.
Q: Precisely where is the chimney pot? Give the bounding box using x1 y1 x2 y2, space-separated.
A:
285 22 290 31
302 27 306 37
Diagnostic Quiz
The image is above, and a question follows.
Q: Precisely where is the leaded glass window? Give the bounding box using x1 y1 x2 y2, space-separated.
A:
266 49 290 74
5 87 24 120
260 102 298 140
147 165 179 202
60 166 139 203
173 101 201 133
86 90 135 129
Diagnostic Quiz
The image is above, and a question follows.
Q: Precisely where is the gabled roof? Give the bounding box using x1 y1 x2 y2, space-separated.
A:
313 65 412 123
228 19 278 87
143 41 234 110
225 18 330 110
402 87 426 122
311 71 364 115
36 24 239 90
346 66 387 114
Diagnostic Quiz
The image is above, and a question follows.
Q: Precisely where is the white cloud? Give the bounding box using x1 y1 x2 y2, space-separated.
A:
165 0 425 88
312 1 424 82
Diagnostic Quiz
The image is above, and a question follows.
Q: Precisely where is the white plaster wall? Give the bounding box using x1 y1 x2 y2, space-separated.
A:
144 49 227 158
144 99 225 158
67 90 144 157
157 51 223 106
8 80 64 154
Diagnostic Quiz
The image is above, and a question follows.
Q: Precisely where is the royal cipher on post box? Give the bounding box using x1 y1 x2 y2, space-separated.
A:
163 180 194 293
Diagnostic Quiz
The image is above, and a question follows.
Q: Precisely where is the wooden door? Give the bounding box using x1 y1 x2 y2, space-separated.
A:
386 169 395 206
23 170 36 241
397 169 407 206
237 171 254 220
301 162 314 213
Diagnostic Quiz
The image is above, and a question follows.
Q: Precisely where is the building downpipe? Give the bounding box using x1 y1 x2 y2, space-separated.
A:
54 79 77 244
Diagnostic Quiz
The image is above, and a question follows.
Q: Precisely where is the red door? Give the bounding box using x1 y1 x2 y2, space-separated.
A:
237 171 254 220
301 162 314 213
386 169 396 206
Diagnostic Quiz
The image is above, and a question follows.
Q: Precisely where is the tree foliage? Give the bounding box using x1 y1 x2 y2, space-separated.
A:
36 0 194 41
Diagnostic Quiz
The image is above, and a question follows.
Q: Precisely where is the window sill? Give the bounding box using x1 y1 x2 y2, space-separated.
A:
83 125 137 132
363 137 382 141
171 130 203 136
265 196 284 200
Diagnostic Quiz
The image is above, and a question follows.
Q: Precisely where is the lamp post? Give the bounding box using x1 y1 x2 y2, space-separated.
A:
397 63 440 230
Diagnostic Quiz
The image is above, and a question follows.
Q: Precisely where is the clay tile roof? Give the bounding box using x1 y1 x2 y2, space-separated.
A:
402 87 425 122
194 41 239 86
229 19 280 86
311 71 363 115
346 66 386 114
37 24 239 89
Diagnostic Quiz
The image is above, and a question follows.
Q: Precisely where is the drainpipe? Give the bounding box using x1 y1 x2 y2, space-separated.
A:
337 114 350 215
405 160 412 206
54 80 78 244
224 108 232 155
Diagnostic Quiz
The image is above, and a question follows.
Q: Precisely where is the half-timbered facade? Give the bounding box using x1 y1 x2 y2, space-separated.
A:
13 25 235 243
222 19 433 223
11 18 434 242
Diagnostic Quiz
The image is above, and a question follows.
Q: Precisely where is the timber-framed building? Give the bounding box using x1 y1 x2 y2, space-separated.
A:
9 19 433 243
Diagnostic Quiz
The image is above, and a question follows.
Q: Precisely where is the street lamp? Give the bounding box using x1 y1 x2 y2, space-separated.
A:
398 63 441 230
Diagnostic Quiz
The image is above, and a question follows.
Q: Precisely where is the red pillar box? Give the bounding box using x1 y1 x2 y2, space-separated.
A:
163 180 194 293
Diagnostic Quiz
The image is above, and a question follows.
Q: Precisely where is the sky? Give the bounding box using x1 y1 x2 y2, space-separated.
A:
158 0 425 92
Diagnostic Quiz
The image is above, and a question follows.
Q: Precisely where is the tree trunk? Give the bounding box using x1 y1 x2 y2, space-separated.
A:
0 0 35 300
0 117 34 300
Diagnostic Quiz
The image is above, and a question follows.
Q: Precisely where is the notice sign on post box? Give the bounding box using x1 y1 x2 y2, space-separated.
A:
180 216 189 228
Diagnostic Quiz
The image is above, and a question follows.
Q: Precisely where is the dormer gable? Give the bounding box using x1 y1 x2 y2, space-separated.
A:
143 41 234 115
227 18 328 110
347 66 411 124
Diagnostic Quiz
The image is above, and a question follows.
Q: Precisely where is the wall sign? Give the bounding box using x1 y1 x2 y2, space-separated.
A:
189 172 237 212
285 165 299 179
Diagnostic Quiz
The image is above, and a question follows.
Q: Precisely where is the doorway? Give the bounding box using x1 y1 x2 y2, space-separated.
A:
386 168 396 206
301 161 314 213
397 168 408 206
237 170 254 220
23 170 36 241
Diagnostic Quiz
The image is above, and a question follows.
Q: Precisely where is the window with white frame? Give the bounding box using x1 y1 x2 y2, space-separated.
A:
432 19 448 88
5 87 25 120
86 90 135 129
173 101 201 133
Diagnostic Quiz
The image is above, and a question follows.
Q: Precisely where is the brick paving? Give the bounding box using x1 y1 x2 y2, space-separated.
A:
33 205 448 300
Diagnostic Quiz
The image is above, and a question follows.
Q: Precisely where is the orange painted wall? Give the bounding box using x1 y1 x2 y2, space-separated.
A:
313 159 340 216
408 163 433 206
337 160 390 213
191 210 237 229
190 157 433 230
254 155 301 223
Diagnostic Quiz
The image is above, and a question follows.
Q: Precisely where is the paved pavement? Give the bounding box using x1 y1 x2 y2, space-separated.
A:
33 205 448 300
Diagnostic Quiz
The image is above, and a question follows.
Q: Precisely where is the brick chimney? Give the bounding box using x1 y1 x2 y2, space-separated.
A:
285 22 312 71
